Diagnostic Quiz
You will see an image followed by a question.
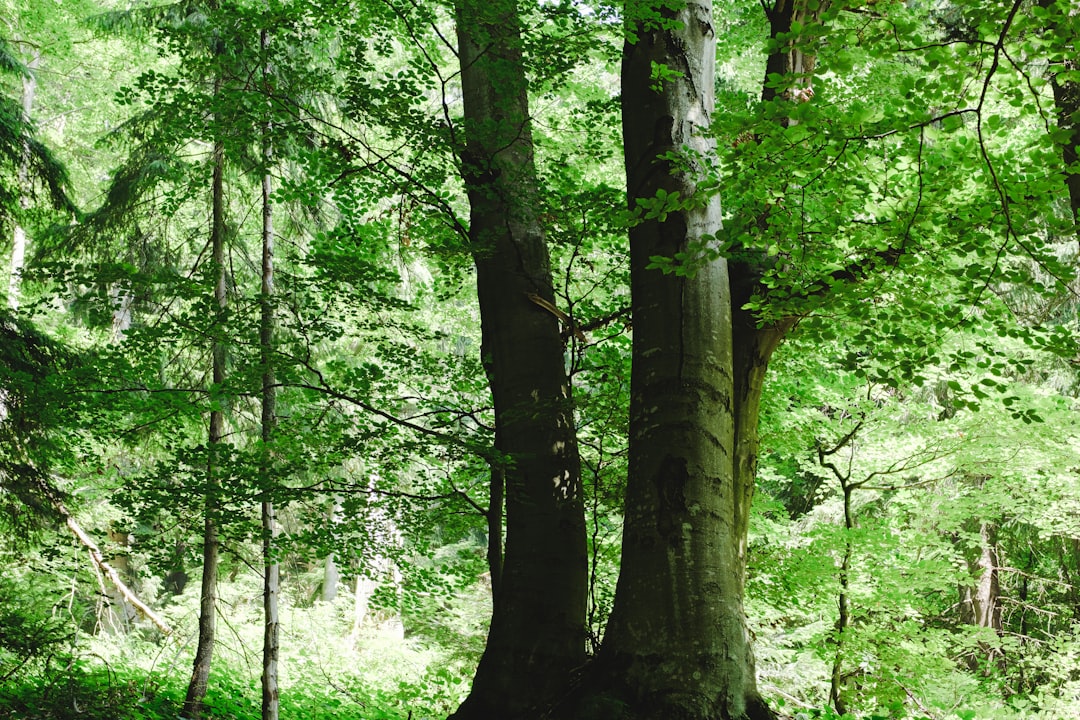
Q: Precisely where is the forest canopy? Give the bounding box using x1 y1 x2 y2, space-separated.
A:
0 0 1078 719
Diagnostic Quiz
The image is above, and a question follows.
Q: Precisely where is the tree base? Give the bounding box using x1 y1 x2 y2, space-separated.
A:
539 658 779 720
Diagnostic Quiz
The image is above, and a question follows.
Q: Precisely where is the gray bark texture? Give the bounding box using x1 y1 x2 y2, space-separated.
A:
448 0 588 716
183 138 226 720
260 59 280 718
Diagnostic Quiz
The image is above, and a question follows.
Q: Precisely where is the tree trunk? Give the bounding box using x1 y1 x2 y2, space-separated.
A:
7 51 37 311
101 527 137 634
109 283 134 340
352 573 377 636
570 1 772 717
761 0 823 107
323 499 341 603
829 481 854 714
183 137 226 720
449 0 588 716
486 463 504 602
959 518 1003 673
259 36 281 718
1039 0 1079 238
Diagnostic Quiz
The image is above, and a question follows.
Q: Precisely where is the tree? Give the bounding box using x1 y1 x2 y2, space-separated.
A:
1034 0 1078 238
182 89 228 720
448 0 588 715
550 0 773 716
0 34 72 309
258 28 280 720
4 0 1080 717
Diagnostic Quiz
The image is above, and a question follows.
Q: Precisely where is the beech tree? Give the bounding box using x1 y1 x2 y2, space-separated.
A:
562 0 775 715
3 0 1080 718
453 0 1080 717
1037 0 1078 235
448 0 588 715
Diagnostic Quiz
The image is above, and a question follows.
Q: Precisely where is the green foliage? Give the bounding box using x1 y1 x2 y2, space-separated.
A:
1 0 1079 718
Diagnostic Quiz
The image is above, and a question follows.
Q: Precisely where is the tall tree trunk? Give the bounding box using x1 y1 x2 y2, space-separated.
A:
574 1 772 717
449 0 588 716
259 31 281 718
182 137 226 720
1038 0 1079 238
7 51 37 311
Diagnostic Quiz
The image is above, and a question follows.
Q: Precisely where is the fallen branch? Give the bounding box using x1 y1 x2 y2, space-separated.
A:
60 507 172 635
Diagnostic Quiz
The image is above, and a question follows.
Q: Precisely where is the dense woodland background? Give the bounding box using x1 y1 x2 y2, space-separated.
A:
1 0 1079 718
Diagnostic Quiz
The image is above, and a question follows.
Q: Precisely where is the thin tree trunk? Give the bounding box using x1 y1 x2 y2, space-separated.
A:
183 137 226 720
7 51 37 311
449 0 587 715
815 424 862 715
259 30 280 717
829 482 853 714
323 499 341 603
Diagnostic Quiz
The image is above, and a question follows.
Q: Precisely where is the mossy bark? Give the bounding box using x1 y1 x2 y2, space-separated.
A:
449 0 588 716
558 1 776 718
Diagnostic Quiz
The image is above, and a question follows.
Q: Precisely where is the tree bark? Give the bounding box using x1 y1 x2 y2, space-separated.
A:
323 499 342 603
101 527 137 633
183 137 226 720
7 51 37 311
958 509 1003 674
259 33 281 718
761 0 823 107
568 1 771 717
449 0 588 716
1038 0 1079 239
486 463 504 602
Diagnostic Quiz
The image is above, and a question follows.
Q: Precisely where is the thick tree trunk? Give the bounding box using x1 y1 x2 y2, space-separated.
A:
1039 0 1079 237
761 0 823 107
449 0 588 716
569 2 771 717
183 138 227 720
1054 71 1080 235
